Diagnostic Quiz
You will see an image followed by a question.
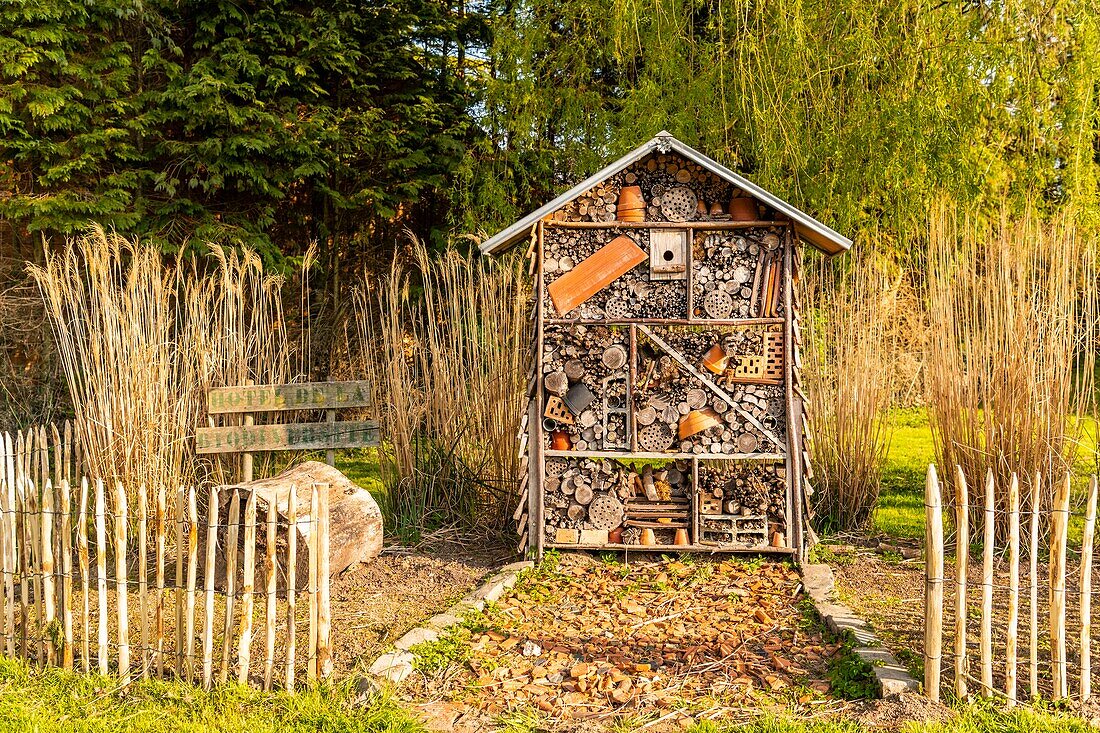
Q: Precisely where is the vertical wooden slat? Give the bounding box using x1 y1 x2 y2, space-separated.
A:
114 483 130 683
237 490 257 685
924 464 944 702
1081 474 1098 703
1006 473 1020 706
155 484 167 679
285 488 297 693
184 486 198 679
263 497 277 690
29 433 43 663
953 465 968 699
317 483 331 678
1051 471 1070 700
202 486 218 689
219 489 240 685
1029 472 1041 700
307 484 318 681
40 479 56 665
325 410 336 467
138 487 148 679
94 479 107 675
62 423 72 486
77 477 89 672
16 438 28 661
0 431 10 651
242 403 254 484
174 487 185 677
60 479 72 670
980 469 994 697
49 425 62 657
15 431 27 660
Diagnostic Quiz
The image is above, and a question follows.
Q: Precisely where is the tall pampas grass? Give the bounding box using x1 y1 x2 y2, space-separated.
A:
927 207 1096 528
803 249 899 532
29 226 300 501
356 238 530 540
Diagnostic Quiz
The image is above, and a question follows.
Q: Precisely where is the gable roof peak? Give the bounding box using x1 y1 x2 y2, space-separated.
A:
478 133 852 256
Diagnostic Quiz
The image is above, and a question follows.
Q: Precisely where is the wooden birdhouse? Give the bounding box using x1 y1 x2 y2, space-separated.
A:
479 131 852 561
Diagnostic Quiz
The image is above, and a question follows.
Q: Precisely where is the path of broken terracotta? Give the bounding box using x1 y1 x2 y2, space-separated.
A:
402 554 849 728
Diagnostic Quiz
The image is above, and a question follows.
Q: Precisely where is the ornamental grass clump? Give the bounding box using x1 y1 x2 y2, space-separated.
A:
926 207 1097 531
803 249 899 532
29 226 300 504
356 238 530 541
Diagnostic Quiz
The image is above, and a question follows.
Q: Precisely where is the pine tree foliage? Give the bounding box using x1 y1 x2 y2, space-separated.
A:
0 0 486 260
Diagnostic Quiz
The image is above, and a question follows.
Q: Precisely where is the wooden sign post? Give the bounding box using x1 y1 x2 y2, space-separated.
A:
197 381 377 472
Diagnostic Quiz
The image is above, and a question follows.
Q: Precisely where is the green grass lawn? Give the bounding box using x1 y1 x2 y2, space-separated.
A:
871 410 1100 543
337 447 386 502
0 650 1091 732
0 657 422 732
874 408 936 540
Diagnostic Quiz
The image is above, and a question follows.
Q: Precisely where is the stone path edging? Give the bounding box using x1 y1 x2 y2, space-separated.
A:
368 560 534 683
802 563 920 697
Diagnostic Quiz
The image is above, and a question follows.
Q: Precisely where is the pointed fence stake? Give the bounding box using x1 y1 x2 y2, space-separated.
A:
1006 473 1020 706
924 464 944 702
1081 475 1098 703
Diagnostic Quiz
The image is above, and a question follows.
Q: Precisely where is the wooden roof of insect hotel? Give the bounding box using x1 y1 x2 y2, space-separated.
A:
479 131 853 257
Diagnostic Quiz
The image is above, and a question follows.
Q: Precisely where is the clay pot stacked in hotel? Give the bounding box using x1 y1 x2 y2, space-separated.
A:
617 186 646 222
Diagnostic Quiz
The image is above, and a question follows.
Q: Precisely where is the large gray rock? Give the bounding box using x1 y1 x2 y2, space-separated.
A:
217 461 383 589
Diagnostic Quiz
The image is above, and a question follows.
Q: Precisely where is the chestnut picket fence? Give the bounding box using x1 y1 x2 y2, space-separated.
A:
0 423 332 691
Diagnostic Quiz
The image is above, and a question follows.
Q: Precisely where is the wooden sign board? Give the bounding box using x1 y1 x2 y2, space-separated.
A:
195 420 378 455
207 381 371 415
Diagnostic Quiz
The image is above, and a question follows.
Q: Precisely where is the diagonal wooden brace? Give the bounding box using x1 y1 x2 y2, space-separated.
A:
636 325 785 449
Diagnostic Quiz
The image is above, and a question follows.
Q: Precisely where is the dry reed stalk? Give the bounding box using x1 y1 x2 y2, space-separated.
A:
802 249 897 531
28 227 301 509
355 238 531 536
927 207 1096 537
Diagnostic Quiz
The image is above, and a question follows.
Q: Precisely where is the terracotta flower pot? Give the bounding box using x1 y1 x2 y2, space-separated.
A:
617 186 646 222
678 408 722 440
551 431 571 450
674 528 690 546
701 344 728 375
609 527 624 544
728 196 759 222
640 528 657 546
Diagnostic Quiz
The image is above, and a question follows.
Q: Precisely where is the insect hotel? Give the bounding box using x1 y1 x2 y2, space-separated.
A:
480 132 851 560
